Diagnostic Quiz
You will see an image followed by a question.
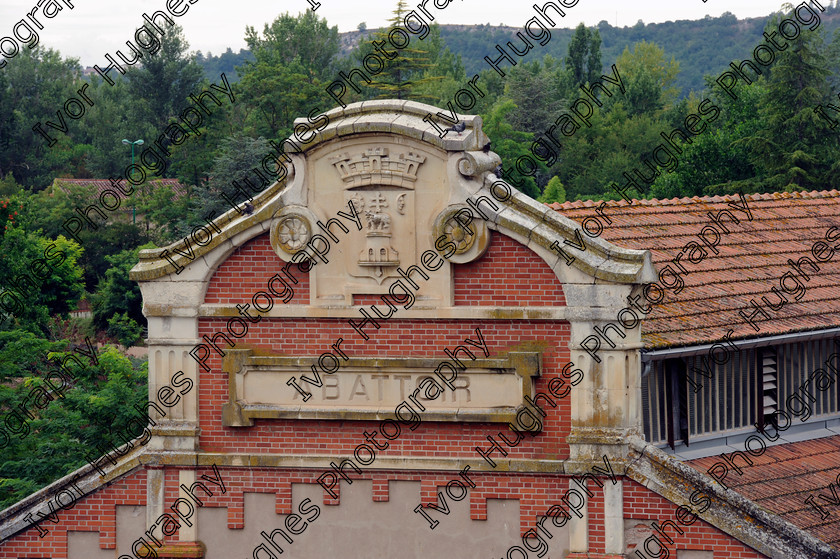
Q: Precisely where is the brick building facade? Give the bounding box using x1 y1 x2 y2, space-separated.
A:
0 101 834 558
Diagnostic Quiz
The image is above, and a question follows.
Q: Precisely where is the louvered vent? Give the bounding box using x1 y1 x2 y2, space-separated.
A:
761 348 778 423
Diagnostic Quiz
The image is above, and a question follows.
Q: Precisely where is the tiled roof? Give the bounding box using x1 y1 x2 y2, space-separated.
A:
52 178 188 199
686 435 840 550
550 191 840 348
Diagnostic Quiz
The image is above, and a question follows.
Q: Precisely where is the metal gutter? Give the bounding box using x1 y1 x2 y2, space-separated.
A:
641 326 840 364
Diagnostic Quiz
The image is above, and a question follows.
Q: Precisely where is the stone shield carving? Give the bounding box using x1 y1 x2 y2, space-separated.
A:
330 147 427 285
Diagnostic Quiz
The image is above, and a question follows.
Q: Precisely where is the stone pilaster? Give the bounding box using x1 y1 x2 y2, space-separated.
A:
564 284 644 472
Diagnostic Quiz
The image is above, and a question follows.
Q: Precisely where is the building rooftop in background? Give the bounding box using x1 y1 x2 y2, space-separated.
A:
551 190 840 348
687 433 840 550
51 178 188 200
555 192 840 550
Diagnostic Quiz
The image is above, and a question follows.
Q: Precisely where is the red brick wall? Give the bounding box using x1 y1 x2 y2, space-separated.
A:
197 319 572 460
0 469 146 558
203 234 309 304
624 480 765 558
453 234 566 306
0 468 768 558
198 230 571 460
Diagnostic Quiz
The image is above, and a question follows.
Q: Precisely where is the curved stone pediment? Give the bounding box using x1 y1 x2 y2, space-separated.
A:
129 100 656 297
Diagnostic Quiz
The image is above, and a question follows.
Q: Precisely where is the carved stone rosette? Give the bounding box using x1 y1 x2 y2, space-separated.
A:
269 206 318 260
432 204 491 264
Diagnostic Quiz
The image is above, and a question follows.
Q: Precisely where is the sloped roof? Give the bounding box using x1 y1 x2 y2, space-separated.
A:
551 191 840 348
687 434 840 550
52 178 188 199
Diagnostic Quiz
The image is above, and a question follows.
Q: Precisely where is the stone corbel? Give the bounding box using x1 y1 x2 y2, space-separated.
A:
457 150 501 178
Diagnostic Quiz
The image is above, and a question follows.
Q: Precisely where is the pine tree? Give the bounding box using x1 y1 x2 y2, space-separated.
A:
360 0 443 101
753 14 835 189
538 176 567 203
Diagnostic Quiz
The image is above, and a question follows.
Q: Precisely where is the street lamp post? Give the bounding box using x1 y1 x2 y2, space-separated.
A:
122 139 144 224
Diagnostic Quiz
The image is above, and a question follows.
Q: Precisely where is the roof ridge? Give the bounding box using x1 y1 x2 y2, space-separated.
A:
548 189 840 210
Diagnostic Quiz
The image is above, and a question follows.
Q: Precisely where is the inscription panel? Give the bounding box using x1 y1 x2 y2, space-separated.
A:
221 351 541 426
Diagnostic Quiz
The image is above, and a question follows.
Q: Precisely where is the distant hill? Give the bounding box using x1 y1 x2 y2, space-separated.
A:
198 7 840 95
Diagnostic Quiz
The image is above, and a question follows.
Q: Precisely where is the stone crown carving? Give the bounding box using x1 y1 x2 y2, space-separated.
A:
329 147 426 187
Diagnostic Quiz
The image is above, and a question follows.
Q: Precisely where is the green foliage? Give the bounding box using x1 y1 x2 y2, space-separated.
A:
195 48 253 82
752 15 836 189
0 227 84 334
125 24 205 135
137 180 192 245
245 10 339 79
0 175 22 197
482 100 542 199
614 41 680 110
566 23 602 87
539 177 567 204
239 57 327 138
409 24 468 107
0 335 148 509
236 11 339 141
0 47 84 188
503 58 564 134
357 1 445 102
186 134 272 226
26 181 149 290
429 9 840 97
90 246 150 331
107 312 144 348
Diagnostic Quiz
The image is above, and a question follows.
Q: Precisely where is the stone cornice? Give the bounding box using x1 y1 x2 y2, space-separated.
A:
474 174 657 285
625 437 840 559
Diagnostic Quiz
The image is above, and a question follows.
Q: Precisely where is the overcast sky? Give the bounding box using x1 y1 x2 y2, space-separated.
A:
0 0 790 66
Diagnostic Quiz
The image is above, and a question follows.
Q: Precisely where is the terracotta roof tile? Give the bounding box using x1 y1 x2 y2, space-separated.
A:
687 435 840 549
551 191 840 348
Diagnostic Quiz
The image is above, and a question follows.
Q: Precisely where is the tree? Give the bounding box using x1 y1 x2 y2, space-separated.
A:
651 83 765 198
360 0 444 102
26 181 149 290
238 11 339 138
90 246 149 331
245 11 339 82
137 180 191 244
539 176 566 204
0 47 83 188
827 28 840 91
0 335 148 509
107 312 144 347
238 58 326 138
623 66 664 116
614 41 680 110
71 78 139 179
482 100 542 199
504 59 562 135
0 227 84 334
125 23 205 136
752 15 836 189
565 23 602 87
186 135 272 225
